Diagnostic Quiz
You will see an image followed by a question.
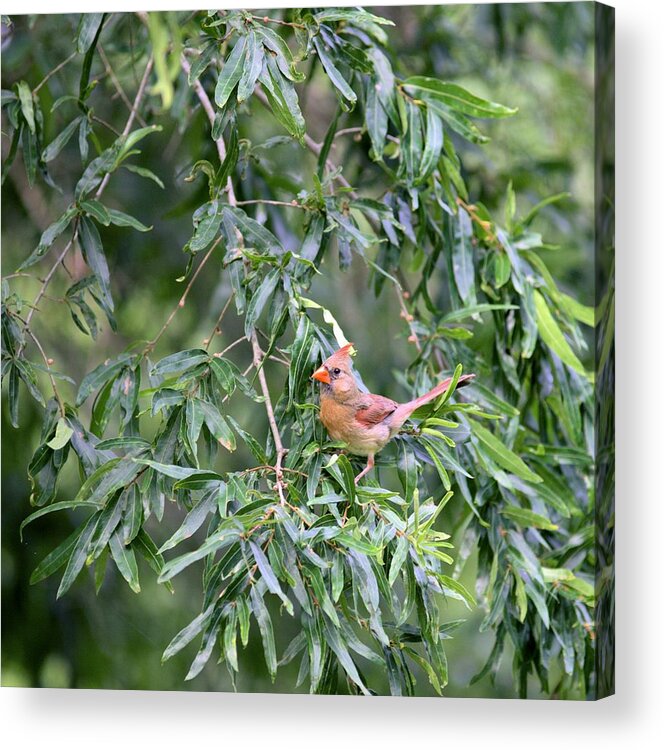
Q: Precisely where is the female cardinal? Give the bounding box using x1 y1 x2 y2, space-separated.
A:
312 343 475 483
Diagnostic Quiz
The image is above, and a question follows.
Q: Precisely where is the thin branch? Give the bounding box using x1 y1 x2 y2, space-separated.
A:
96 55 154 197
251 14 306 30
205 293 235 351
250 331 287 506
235 199 307 210
98 44 148 128
33 51 77 93
26 328 66 415
144 237 223 354
16 228 78 359
395 285 422 352
181 54 236 205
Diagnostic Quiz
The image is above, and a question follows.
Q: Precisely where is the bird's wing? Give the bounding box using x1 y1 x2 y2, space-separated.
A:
354 394 399 427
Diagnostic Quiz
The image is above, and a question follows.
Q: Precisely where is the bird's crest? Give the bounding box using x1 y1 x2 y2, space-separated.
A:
324 342 355 369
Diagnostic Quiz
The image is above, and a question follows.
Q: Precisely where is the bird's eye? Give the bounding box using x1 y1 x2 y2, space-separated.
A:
332 367 341 376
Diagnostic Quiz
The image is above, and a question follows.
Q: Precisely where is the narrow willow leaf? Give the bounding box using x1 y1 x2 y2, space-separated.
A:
404 77 517 118
162 604 215 662
133 529 174 593
18 205 77 271
501 505 558 531
20 500 100 541
159 492 216 553
42 116 83 162
76 353 133 406
79 216 113 313
30 527 84 585
244 269 280 338
313 37 357 106
533 290 588 378
198 399 235 451
109 531 140 593
107 208 152 232
321 618 369 695
77 13 104 53
151 348 209 376
215 35 246 109
17 81 35 133
57 514 99 598
250 586 277 680
365 80 387 161
249 541 293 615
190 200 222 253
237 30 263 103
471 422 542 484
418 106 443 183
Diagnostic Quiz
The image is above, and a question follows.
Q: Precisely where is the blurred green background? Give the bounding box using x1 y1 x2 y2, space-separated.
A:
1 3 594 695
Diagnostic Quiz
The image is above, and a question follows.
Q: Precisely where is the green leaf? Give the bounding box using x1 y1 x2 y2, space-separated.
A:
197 399 236 451
365 80 387 160
20 500 100 541
107 207 152 232
42 116 83 162
250 586 277 680
133 529 174 593
121 163 165 189
249 541 293 615
471 422 542 484
321 617 369 695
17 81 35 133
76 353 133 406
151 349 209 376
162 604 215 662
77 13 104 53
215 35 246 109
404 77 517 118
244 269 280 337
109 531 140 593
190 200 222 253
158 492 216 553
79 216 113 313
533 290 589 378
237 30 263 103
313 37 357 107
46 418 74 450
501 506 558 531
18 205 77 271
57 514 99 598
80 199 111 225
30 527 83 585
419 107 444 184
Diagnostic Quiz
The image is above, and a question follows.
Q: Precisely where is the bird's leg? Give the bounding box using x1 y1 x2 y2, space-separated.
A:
354 454 375 485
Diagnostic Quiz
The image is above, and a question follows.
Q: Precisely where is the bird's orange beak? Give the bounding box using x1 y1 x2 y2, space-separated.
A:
311 365 331 384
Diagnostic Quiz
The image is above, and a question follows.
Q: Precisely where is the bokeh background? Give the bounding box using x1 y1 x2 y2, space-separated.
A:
2 3 594 696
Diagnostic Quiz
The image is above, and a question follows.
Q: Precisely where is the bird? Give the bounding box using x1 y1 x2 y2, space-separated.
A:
312 343 475 484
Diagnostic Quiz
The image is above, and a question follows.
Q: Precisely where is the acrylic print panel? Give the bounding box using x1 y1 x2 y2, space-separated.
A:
1 3 614 699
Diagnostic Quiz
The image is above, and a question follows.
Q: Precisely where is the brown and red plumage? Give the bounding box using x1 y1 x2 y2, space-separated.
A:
312 344 475 483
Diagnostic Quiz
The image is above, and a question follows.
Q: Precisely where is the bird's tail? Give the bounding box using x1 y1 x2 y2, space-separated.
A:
388 373 475 433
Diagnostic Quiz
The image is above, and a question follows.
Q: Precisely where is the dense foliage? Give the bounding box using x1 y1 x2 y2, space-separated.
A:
2 7 598 697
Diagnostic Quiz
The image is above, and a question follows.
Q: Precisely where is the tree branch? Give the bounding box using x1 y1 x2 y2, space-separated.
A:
250 331 287 506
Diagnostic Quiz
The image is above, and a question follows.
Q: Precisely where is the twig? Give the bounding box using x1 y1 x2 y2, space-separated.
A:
250 331 287 506
25 328 66 416
235 199 307 210
212 335 247 359
181 55 236 205
96 55 153 197
33 51 77 93
395 285 422 352
144 237 223 354
252 14 306 30
98 44 147 128
16 228 78 359
205 294 235 351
